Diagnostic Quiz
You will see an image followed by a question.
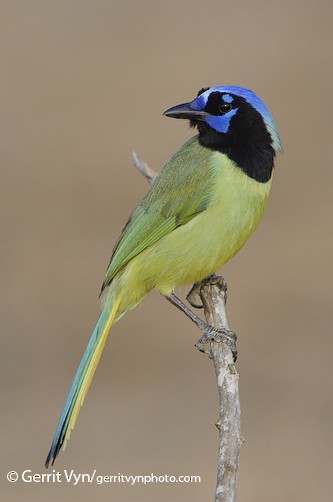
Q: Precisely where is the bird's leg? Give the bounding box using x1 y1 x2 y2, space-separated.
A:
186 273 228 308
165 291 237 360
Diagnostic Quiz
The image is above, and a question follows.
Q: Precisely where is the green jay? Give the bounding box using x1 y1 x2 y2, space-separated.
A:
45 85 282 466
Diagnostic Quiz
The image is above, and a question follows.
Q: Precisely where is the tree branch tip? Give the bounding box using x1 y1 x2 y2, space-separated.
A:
132 151 157 185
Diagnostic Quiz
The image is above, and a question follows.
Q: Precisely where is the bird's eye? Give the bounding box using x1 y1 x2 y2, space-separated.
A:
218 103 232 114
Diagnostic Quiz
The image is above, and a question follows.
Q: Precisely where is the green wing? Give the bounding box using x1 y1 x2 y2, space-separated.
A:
101 136 215 291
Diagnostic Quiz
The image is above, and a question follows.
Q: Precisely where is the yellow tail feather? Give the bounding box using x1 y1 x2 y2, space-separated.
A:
64 294 122 448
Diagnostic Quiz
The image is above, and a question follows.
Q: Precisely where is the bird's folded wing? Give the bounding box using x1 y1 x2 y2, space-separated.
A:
101 171 213 291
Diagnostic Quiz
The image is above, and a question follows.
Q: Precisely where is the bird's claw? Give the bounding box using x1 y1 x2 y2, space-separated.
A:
186 282 203 308
195 326 237 361
187 274 228 309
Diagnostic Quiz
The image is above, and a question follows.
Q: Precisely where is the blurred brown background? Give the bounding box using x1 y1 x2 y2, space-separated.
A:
1 1 332 500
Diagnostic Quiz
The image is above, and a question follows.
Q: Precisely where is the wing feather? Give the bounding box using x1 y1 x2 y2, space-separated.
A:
101 136 215 291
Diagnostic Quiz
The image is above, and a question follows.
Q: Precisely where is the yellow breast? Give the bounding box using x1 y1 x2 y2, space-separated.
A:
144 152 272 294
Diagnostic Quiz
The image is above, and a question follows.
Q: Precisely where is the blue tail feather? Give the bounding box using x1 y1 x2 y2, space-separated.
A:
45 312 106 467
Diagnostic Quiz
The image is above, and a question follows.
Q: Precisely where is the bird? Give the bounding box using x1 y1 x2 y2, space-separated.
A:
45 85 282 467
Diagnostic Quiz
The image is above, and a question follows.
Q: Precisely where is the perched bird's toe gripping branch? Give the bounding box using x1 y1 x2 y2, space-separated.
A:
186 283 204 309
195 326 237 361
186 274 228 309
165 290 238 361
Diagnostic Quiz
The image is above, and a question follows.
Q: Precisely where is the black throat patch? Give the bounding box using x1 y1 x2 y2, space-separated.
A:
194 98 276 183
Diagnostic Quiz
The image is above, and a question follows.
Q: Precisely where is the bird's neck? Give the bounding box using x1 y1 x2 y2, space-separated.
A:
197 123 276 183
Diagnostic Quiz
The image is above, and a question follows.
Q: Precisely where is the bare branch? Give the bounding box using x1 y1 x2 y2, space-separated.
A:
133 153 242 502
132 151 157 185
199 280 242 502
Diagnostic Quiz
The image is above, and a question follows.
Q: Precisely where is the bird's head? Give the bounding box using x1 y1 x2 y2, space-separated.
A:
164 85 282 155
163 86 282 182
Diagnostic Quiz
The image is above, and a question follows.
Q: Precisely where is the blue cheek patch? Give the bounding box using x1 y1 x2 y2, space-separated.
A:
206 108 238 133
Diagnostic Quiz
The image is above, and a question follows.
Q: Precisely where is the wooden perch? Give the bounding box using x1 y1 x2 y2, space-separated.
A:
132 152 242 502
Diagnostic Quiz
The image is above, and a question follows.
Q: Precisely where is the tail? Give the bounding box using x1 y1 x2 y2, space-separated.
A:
45 294 122 467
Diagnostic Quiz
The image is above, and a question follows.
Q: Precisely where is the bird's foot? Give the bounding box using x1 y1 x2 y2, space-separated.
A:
165 291 237 361
195 326 237 361
186 273 228 309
